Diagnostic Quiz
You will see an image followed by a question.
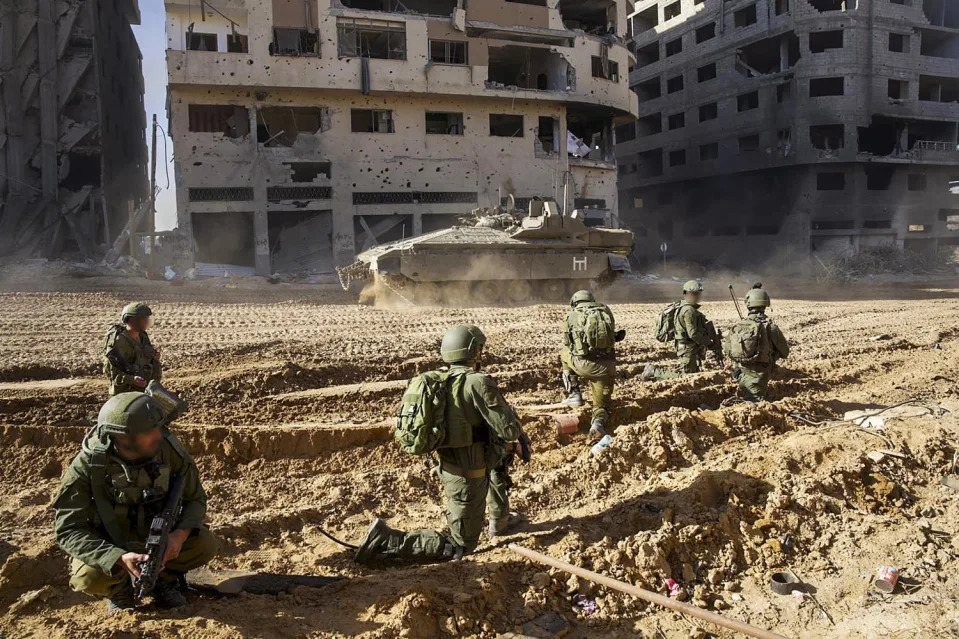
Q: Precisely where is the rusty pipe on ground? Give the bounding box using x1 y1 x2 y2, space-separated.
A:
509 544 789 639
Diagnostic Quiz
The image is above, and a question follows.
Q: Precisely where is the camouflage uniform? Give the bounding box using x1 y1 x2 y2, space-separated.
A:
103 326 162 395
652 301 714 379
359 365 521 561
734 310 789 401
560 332 615 426
54 425 216 600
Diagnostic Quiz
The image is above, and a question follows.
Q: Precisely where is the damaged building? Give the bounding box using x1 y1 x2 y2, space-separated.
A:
164 0 637 275
0 0 148 259
618 0 959 266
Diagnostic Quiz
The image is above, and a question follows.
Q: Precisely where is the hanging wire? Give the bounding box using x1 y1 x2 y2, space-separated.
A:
154 122 172 189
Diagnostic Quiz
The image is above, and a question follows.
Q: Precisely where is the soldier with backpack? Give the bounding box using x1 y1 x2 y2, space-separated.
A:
724 286 789 401
354 325 530 564
643 280 722 380
103 303 162 396
560 290 626 439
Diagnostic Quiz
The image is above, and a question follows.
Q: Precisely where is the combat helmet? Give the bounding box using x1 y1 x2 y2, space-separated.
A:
121 302 152 323
744 287 771 309
569 290 595 307
440 325 487 363
98 392 166 436
682 280 704 293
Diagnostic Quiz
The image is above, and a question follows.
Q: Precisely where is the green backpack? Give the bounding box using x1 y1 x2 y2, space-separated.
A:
569 302 616 357
724 317 772 365
395 371 457 455
654 302 681 343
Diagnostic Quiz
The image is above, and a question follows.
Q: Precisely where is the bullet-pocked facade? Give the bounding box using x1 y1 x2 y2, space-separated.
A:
618 0 959 266
165 0 638 275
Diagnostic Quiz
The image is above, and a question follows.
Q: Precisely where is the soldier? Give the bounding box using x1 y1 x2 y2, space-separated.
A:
53 392 216 611
560 290 625 438
643 280 721 380
725 286 789 401
103 302 162 395
354 325 528 564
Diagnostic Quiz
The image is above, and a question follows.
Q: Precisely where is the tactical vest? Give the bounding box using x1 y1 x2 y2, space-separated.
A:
105 457 172 542
105 326 157 378
85 428 190 546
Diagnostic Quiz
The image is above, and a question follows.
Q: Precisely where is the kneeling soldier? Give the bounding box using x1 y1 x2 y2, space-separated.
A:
355 325 529 564
725 286 789 402
560 290 625 438
54 392 216 611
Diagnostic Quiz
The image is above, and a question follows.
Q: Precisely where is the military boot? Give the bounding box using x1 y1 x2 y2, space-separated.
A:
561 371 584 407
153 578 187 609
488 511 524 537
107 585 136 613
355 518 401 564
589 417 608 439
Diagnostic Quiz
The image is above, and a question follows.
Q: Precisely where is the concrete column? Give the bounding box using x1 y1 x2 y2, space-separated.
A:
250 107 270 275
779 36 788 72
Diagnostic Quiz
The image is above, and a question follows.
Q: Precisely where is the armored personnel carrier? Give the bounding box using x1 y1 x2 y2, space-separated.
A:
337 199 634 305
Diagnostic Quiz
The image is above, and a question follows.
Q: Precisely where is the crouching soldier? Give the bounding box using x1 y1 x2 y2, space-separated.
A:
355 325 530 564
560 290 625 438
54 392 216 611
724 286 789 401
643 280 722 380
103 302 162 396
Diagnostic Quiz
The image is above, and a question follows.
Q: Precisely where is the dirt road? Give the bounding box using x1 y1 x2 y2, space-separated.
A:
1 276 958 638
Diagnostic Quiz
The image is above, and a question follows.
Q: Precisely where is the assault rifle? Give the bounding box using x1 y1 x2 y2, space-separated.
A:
106 347 154 381
134 474 185 603
704 320 724 366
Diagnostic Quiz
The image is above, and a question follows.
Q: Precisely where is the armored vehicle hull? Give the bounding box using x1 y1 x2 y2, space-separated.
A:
338 203 633 305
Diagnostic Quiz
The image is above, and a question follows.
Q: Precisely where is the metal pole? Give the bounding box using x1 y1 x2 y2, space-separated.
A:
728 284 745 319
509 545 789 639
149 113 158 273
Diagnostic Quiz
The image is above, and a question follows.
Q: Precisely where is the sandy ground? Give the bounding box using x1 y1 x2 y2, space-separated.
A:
1 273 959 639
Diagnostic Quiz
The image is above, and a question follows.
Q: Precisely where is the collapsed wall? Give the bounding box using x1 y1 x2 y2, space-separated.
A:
0 0 148 261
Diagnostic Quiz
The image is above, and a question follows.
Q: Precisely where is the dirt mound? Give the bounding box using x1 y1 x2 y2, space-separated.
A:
2 280 959 638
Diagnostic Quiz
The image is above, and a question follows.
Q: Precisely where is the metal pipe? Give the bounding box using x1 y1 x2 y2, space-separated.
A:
509 544 789 639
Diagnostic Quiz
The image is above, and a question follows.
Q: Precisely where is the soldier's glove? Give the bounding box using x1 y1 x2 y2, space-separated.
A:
614 329 626 342
517 433 532 464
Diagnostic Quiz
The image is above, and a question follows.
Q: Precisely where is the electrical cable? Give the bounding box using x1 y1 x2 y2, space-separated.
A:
318 527 358 550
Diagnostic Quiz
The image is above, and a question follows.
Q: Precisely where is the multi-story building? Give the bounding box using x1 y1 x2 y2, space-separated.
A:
0 0 147 259
618 0 959 266
164 0 638 275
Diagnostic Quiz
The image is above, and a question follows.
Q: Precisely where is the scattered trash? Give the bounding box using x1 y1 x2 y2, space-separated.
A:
163 266 176 281
554 414 580 436
665 578 682 598
590 434 614 457
770 571 800 595
866 451 887 463
870 334 893 341
873 566 899 594
573 594 599 616
792 590 805 603
940 475 959 493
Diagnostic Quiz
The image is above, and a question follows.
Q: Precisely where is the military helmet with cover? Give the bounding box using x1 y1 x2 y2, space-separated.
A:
569 290 595 307
120 302 152 323
745 287 771 309
440 325 487 363
682 280 704 293
97 392 166 436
